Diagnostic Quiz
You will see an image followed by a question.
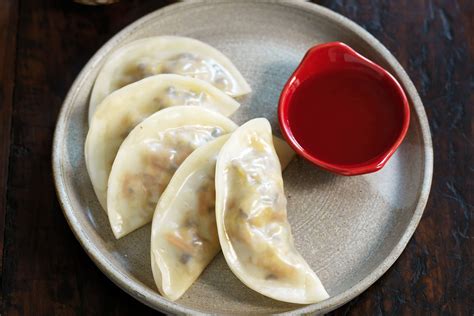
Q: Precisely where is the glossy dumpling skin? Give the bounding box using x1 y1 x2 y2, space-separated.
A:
107 106 237 239
215 118 329 304
85 74 240 211
151 136 229 301
89 36 251 121
150 135 294 301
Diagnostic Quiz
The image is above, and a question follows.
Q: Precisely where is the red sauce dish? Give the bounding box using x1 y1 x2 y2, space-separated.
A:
278 42 410 176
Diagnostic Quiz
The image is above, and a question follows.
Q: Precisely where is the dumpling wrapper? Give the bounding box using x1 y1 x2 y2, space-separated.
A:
89 36 251 121
151 135 294 301
85 74 240 211
107 106 238 239
215 118 329 304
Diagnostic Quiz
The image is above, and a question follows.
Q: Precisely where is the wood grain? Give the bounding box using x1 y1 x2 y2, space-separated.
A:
0 0 18 279
1 0 472 315
1 1 171 315
318 0 474 315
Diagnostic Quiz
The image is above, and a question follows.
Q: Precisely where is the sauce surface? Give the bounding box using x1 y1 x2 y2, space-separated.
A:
288 68 404 165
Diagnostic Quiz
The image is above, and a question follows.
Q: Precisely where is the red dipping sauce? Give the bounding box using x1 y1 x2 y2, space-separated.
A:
279 42 410 175
288 69 403 165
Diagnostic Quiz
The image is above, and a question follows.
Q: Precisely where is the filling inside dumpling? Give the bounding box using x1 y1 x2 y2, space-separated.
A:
116 53 234 94
161 174 218 267
151 134 295 301
151 137 225 300
89 36 251 121
107 106 237 239
85 74 239 212
215 118 328 304
111 126 223 237
225 137 303 283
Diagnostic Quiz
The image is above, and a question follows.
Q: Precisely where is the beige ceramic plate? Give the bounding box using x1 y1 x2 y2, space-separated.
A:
52 1 433 314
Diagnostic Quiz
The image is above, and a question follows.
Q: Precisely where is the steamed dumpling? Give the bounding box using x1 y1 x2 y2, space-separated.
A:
85 74 240 211
151 135 294 301
89 36 251 121
215 118 329 304
150 136 229 301
107 106 238 239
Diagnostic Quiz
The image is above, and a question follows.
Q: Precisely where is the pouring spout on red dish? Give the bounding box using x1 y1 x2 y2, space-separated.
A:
278 42 410 176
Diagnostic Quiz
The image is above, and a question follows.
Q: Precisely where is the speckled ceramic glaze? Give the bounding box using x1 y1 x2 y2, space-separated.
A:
52 1 433 314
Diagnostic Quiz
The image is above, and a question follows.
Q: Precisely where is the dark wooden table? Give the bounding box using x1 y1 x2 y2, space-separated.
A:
1 0 472 315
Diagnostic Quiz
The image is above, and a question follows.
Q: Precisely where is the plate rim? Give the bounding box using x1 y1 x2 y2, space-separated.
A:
52 0 434 314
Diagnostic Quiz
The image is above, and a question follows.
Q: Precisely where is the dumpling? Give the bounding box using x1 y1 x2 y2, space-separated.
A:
150 135 294 301
215 118 329 304
89 36 251 121
150 136 229 301
85 74 240 211
107 106 238 239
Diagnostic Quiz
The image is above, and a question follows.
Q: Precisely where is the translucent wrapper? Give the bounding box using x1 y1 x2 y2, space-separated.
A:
150 134 294 300
89 36 251 121
107 106 237 239
215 118 329 304
85 74 240 212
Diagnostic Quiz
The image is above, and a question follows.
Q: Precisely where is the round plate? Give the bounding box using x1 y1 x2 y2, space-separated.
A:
52 1 433 314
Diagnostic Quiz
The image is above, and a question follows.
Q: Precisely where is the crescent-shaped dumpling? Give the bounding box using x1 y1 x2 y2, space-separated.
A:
150 135 294 301
89 36 251 121
85 74 240 211
215 118 329 304
107 106 237 239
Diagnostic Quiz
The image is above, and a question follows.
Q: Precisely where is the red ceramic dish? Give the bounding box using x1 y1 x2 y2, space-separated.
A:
278 42 410 176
